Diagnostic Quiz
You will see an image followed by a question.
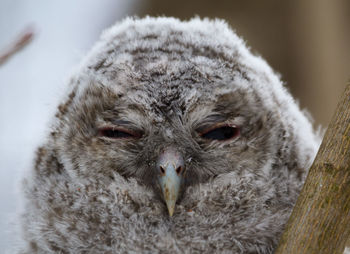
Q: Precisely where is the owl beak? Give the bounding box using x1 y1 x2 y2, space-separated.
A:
157 148 185 217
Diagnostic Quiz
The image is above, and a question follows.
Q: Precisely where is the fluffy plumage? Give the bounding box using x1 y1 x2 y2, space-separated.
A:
18 17 320 253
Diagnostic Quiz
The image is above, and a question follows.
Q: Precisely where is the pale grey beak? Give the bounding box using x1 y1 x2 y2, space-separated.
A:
157 148 185 216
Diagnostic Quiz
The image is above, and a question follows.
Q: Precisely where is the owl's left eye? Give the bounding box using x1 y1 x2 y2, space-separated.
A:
199 124 240 141
98 127 141 139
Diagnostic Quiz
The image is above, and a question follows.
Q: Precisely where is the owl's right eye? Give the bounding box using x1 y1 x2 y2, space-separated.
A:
98 127 141 139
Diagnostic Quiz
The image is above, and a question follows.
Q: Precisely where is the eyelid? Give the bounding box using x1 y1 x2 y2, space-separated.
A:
198 114 226 126
196 115 244 130
97 125 143 138
111 119 134 126
197 122 239 136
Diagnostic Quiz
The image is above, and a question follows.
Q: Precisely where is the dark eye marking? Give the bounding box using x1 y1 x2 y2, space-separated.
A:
200 124 240 141
98 127 141 139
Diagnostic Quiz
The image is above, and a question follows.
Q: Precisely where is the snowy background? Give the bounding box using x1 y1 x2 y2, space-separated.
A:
0 0 140 250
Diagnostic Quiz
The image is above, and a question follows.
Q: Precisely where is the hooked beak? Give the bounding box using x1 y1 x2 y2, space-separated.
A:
157 148 185 216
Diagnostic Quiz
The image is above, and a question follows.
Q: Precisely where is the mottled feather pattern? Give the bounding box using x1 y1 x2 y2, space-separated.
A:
17 17 320 253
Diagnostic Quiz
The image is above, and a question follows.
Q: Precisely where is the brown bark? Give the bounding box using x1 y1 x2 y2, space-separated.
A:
275 83 350 253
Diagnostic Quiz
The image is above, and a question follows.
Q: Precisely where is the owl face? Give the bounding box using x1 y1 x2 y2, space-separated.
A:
55 59 276 215
49 17 314 217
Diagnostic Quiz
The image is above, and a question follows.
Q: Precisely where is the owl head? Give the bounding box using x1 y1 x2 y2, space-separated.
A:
51 17 318 216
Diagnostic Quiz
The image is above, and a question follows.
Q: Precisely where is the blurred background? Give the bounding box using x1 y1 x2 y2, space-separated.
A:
0 0 349 251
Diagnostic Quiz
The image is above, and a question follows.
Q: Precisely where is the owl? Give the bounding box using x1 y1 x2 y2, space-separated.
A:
18 17 320 253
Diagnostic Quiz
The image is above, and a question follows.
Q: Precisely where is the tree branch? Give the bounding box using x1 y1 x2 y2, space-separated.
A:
275 83 350 254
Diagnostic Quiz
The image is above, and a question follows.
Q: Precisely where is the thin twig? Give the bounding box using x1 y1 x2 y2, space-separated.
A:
0 26 35 66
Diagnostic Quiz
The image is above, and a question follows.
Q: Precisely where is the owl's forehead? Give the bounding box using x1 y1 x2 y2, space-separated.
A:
77 17 283 124
84 50 258 126
78 48 274 129
112 66 226 124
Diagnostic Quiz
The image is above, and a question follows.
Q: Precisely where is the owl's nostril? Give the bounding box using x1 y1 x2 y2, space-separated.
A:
176 166 183 175
159 166 165 175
